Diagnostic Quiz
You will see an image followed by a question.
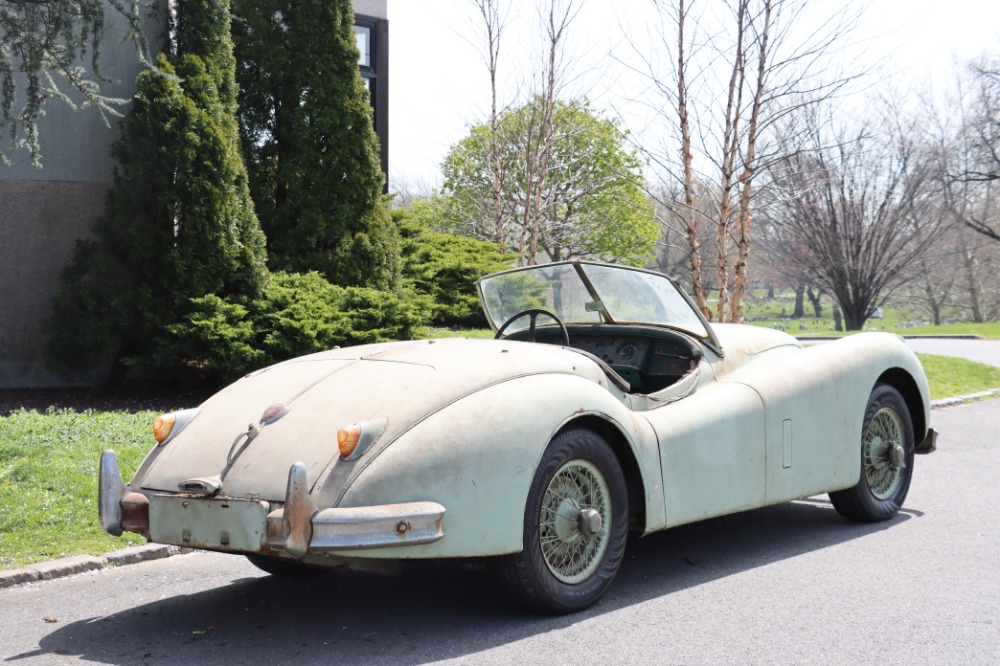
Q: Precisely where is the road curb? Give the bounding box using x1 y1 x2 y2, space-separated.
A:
0 544 185 590
930 388 1000 409
3 387 998 590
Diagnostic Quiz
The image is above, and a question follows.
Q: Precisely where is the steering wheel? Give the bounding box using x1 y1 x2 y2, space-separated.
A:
494 308 570 346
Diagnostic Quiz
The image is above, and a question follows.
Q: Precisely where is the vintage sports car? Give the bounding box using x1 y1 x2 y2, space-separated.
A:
100 261 936 613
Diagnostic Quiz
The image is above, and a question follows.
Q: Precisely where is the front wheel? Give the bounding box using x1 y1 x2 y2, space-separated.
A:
497 427 629 613
829 384 915 522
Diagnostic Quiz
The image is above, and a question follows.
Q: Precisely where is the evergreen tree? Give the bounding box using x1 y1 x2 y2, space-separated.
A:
232 0 398 289
45 0 268 384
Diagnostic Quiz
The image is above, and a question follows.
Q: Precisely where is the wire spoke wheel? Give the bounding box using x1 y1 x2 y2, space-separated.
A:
863 406 906 500
830 384 915 522
538 459 611 584
497 427 628 613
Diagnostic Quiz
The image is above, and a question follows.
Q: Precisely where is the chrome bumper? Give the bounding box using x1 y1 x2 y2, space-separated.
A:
266 462 446 557
99 452 446 557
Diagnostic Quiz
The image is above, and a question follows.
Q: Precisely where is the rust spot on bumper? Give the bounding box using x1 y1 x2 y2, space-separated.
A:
120 492 150 534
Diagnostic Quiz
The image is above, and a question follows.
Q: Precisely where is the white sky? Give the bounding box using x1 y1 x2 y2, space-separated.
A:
385 0 1000 188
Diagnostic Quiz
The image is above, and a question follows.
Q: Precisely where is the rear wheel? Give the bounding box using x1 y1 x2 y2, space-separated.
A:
497 427 628 613
829 384 915 522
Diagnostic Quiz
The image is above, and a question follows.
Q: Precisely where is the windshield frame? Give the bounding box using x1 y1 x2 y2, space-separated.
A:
476 260 721 353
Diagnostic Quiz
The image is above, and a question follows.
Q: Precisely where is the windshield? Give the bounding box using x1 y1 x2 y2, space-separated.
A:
477 261 710 338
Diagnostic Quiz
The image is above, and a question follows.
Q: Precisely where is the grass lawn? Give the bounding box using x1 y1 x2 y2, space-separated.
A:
877 321 1000 339
741 291 1000 339
2 350 998 570
0 409 153 569
748 320 1000 339
919 353 1000 400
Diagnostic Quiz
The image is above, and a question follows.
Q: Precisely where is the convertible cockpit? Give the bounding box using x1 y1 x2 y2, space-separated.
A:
508 324 702 394
478 261 716 395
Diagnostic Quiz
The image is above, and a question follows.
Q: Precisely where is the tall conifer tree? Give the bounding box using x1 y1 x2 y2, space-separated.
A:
233 0 398 289
46 0 268 383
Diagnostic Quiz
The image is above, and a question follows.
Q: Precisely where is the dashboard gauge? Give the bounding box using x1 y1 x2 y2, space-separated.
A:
616 342 640 364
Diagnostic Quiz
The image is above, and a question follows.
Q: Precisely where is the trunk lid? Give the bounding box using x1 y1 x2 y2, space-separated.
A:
139 338 589 499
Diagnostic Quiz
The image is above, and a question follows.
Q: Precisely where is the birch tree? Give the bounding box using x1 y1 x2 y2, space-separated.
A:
629 0 861 321
469 0 510 249
441 97 658 266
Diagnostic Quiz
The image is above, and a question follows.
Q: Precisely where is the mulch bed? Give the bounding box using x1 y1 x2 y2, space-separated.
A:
0 387 215 417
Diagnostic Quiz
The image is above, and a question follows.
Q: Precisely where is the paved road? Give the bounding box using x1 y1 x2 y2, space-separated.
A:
905 338 1000 367
804 337 1000 369
2 398 997 665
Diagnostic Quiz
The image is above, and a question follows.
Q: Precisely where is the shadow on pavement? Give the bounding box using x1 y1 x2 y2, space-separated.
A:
11 498 912 666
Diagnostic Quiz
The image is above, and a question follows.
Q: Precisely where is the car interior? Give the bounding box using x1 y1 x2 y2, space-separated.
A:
505 323 703 395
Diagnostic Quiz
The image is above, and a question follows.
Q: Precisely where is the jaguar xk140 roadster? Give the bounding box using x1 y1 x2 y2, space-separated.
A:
100 261 936 613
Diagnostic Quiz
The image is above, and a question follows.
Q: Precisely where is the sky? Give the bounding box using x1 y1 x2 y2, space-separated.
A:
384 0 1000 189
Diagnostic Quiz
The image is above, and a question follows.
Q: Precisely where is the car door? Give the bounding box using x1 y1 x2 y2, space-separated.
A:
641 366 768 528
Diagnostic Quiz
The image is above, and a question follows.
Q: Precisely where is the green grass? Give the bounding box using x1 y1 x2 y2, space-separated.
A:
0 409 154 569
741 290 1000 339
919 354 1000 400
746 319 1000 339
879 322 1000 339
427 326 495 339
1 350 998 570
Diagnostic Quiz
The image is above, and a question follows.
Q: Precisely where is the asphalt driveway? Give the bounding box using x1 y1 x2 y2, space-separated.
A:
904 338 1000 367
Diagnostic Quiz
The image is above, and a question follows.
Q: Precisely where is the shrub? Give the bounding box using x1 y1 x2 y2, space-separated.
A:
45 1 268 385
396 207 511 327
164 271 430 383
233 0 400 289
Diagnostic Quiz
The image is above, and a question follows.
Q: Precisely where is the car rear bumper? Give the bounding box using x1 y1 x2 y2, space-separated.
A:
99 451 446 558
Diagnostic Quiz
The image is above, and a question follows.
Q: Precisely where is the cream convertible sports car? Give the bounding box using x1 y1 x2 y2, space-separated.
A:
100 261 936 613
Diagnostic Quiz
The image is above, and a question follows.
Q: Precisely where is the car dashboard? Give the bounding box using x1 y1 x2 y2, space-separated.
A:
523 325 701 394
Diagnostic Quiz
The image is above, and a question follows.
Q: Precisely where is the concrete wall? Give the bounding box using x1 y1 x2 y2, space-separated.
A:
0 180 110 386
0 4 156 388
353 0 388 19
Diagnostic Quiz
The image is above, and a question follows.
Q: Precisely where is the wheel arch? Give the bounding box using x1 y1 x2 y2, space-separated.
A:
876 367 927 442
555 415 648 534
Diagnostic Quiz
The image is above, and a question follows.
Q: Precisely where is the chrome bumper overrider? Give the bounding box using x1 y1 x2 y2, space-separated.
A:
265 462 446 557
99 451 446 557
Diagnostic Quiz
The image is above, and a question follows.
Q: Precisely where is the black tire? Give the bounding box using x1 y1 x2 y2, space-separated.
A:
497 427 629 613
245 554 330 578
829 384 915 522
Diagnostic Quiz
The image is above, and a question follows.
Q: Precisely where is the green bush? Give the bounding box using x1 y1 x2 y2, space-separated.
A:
233 0 400 290
397 207 512 327
165 271 430 382
163 295 266 379
45 2 268 385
